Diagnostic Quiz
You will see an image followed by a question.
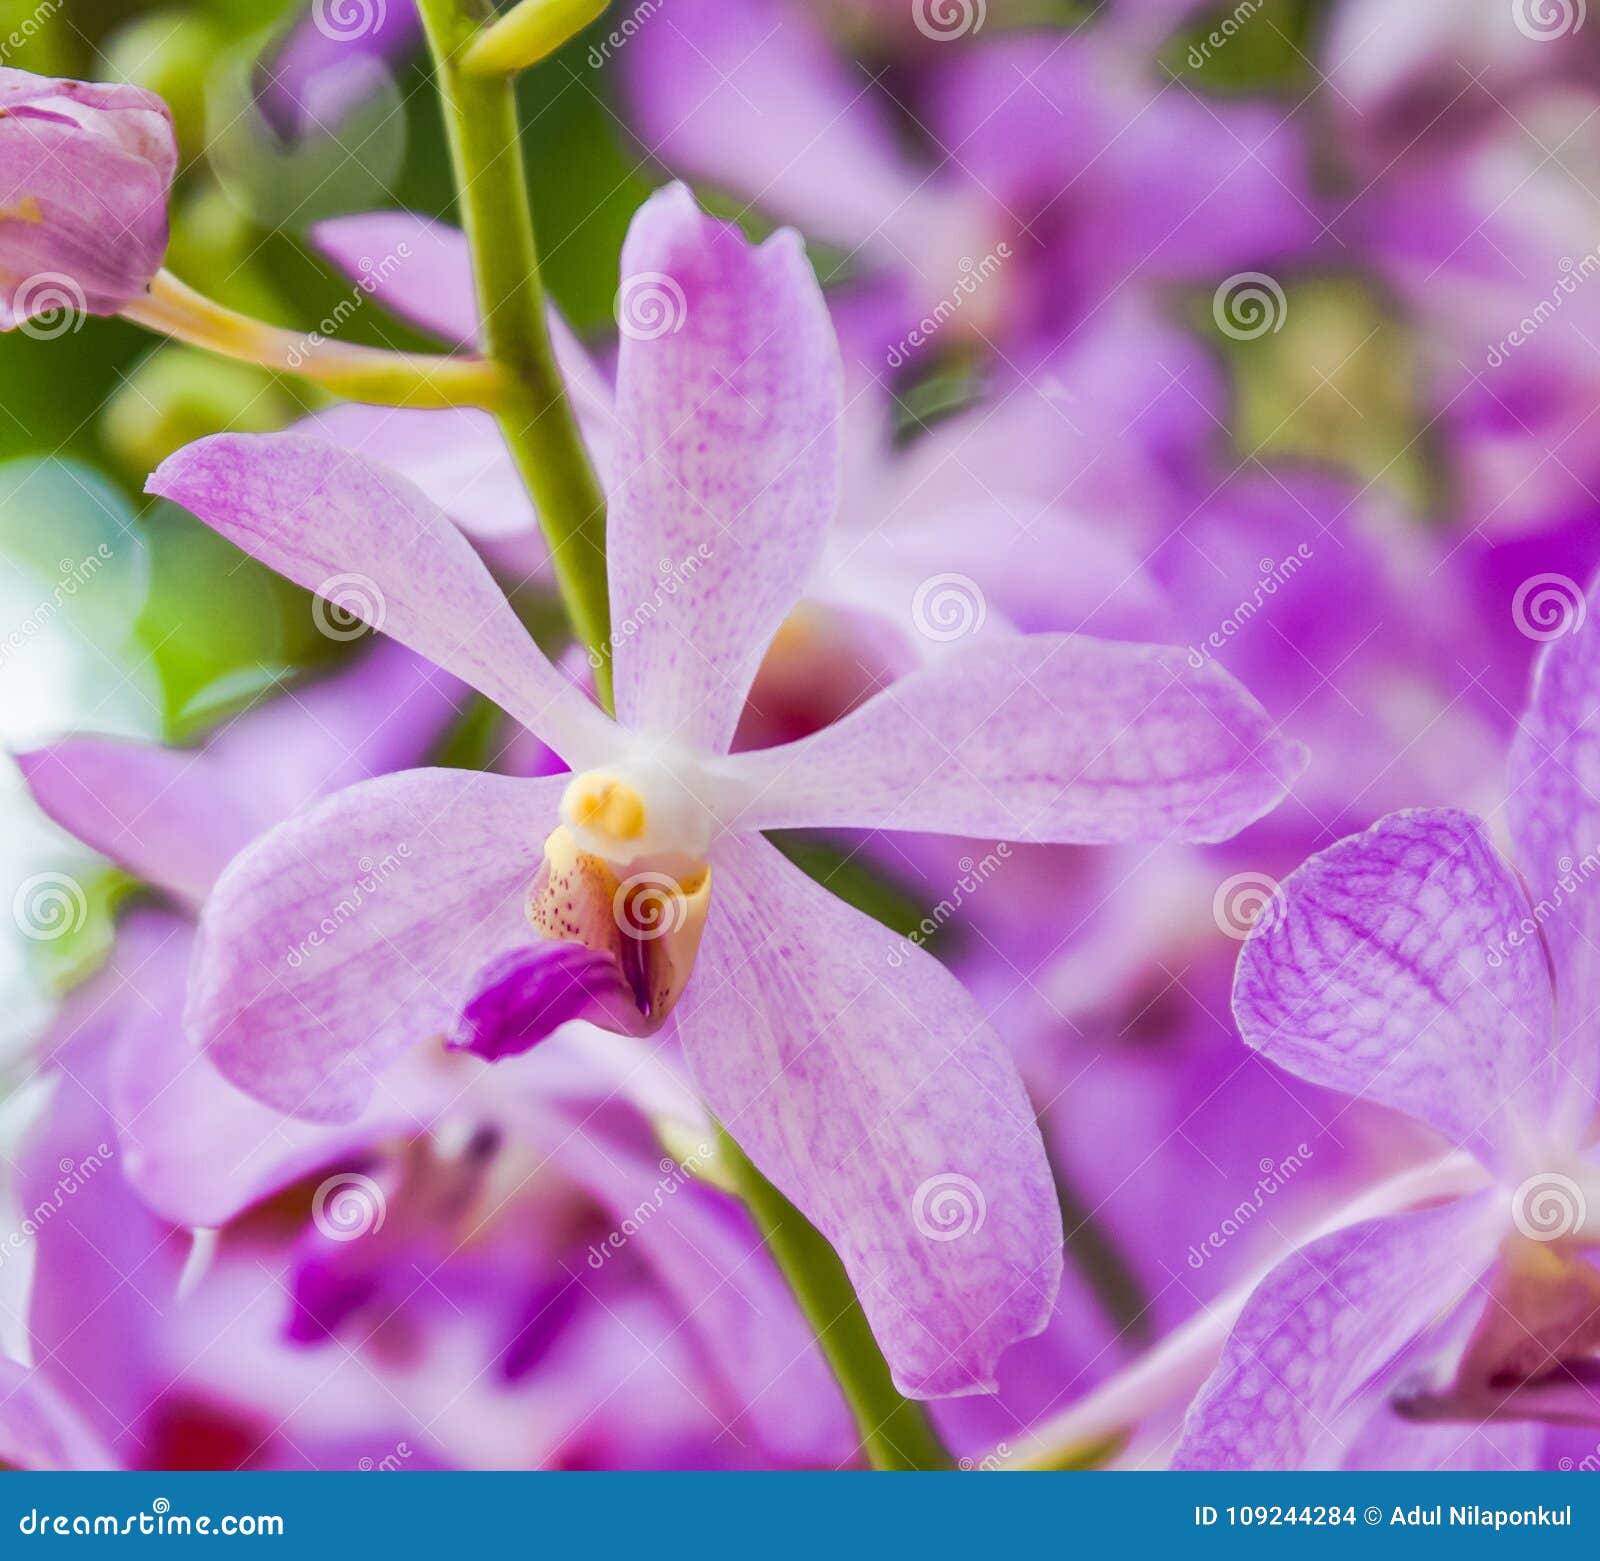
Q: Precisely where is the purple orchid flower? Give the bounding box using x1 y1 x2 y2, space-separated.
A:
617 0 1313 373
146 183 1304 1398
0 69 176 330
1173 566 1600 1470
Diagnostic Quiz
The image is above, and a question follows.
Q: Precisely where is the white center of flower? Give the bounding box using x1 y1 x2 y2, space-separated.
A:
558 740 715 872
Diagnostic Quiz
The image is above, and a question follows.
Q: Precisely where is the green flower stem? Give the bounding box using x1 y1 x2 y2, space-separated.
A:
716 1126 954 1471
417 0 613 703
121 270 509 410
420 0 949 1470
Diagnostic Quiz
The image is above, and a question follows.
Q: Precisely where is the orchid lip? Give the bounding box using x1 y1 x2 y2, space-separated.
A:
558 740 717 872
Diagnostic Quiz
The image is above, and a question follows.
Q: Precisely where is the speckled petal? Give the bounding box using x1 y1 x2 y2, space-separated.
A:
675 832 1061 1399
147 432 617 769
717 634 1305 845
187 770 565 1121
1233 809 1559 1173
607 185 841 752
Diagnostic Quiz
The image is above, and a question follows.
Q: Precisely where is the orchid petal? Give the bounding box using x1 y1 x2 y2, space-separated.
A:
608 185 842 751
1173 1196 1501 1470
187 770 565 1122
718 635 1305 844
675 832 1061 1399
1506 585 1600 1138
147 433 617 769
0 1360 116 1471
1233 809 1558 1174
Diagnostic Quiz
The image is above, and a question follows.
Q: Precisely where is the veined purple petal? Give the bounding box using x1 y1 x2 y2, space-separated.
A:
1233 809 1560 1174
717 635 1305 845
1173 1196 1502 1470
188 770 564 1121
676 833 1061 1399
147 433 618 769
0 69 176 326
1506 577 1600 1147
608 185 842 753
